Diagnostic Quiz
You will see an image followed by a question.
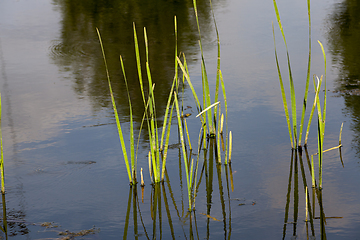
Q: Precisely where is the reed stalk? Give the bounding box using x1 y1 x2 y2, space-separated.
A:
0 93 4 193
174 93 193 210
339 122 343 145
315 41 327 189
97 29 135 185
175 0 230 157
273 0 313 149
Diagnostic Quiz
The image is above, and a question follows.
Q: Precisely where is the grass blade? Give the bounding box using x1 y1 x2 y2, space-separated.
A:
229 131 232 163
120 56 136 181
0 93 4 193
272 22 294 148
96 28 132 184
273 0 297 146
174 92 191 210
196 102 220 118
298 0 312 146
176 56 203 120
304 75 321 145
161 100 175 181
339 122 343 145
318 41 327 128
133 23 146 107
209 0 221 118
219 70 229 164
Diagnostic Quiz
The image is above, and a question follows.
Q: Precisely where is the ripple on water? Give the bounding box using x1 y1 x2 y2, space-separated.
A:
49 40 94 60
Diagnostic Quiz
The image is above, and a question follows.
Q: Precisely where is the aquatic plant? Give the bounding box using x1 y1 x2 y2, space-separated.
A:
174 93 202 211
177 0 231 164
133 23 175 183
315 41 327 189
97 29 137 185
273 0 313 149
98 17 180 185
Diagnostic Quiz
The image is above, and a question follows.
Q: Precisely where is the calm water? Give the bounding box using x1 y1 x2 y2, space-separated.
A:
1 0 360 239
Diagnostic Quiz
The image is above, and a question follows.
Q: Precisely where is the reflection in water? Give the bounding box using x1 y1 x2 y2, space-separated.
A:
282 148 344 239
0 192 32 239
0 193 7 239
51 0 217 128
123 138 233 239
327 0 360 155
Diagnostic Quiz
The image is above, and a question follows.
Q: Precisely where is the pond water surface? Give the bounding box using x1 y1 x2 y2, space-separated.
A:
1 0 360 239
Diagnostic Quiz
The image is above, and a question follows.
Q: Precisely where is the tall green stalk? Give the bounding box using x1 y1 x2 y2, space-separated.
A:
273 0 313 149
299 0 312 147
191 0 229 144
97 29 135 185
315 41 327 189
174 93 192 210
133 24 177 183
273 0 297 147
0 93 5 193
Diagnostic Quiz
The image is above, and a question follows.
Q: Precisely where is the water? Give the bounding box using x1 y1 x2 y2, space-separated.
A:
1 0 360 239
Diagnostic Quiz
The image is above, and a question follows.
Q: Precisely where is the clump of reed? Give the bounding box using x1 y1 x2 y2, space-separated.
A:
97 0 232 189
97 29 137 185
177 0 232 165
97 0 233 215
273 0 314 150
274 0 345 190
97 23 178 185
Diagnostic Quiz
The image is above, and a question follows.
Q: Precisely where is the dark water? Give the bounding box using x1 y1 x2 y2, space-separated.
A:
1 0 360 239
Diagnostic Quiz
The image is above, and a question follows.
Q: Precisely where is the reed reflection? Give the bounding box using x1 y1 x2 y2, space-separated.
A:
282 147 345 239
123 137 234 239
0 193 8 240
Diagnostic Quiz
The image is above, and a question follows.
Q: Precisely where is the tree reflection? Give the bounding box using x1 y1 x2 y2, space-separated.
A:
51 0 217 126
327 0 360 155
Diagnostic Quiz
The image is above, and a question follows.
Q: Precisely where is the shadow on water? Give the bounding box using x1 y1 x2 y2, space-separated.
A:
50 0 218 129
282 147 344 240
327 0 360 157
123 138 233 239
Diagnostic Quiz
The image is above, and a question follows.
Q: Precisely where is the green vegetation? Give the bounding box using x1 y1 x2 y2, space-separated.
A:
0 93 4 194
273 0 313 149
97 0 231 195
274 2 345 238
97 24 178 185
177 0 230 164
97 28 137 185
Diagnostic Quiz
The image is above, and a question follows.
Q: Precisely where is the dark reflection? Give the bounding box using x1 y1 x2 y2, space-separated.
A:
0 192 30 239
282 149 332 239
0 193 7 239
51 0 216 129
327 0 360 155
123 138 233 239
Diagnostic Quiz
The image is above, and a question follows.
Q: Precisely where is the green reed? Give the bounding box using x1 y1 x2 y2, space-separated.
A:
97 29 137 185
273 0 313 149
97 16 181 185
194 0 228 139
134 23 179 184
174 93 197 211
316 41 327 189
175 0 231 164
0 93 5 193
